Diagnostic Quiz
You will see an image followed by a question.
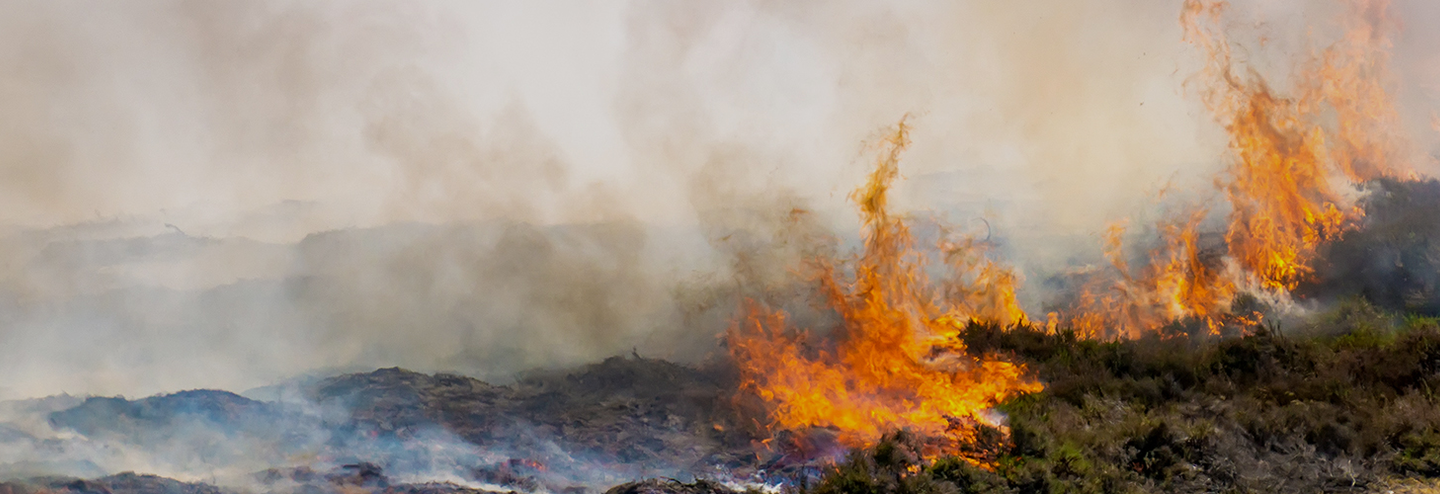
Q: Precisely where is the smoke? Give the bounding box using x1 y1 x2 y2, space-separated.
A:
0 388 662 491
0 0 1439 402
0 0 668 399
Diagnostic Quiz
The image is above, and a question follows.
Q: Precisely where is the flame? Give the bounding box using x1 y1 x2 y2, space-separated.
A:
1066 210 1238 339
1303 0 1413 183
726 0 1420 458
1063 0 1413 336
1184 0 1412 291
725 119 1041 460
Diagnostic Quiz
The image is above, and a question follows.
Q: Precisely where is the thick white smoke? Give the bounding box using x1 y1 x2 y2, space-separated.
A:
0 0 1437 401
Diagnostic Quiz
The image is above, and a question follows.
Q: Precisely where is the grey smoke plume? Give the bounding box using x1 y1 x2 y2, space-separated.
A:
0 0 1439 402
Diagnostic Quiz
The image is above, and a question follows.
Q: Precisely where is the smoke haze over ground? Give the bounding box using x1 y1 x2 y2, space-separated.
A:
2 0 1440 400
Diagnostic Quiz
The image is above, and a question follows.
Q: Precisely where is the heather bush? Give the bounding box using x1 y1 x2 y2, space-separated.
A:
804 305 1440 494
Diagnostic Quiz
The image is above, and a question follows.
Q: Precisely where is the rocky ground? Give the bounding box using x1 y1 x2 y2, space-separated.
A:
0 355 801 494
8 313 1440 494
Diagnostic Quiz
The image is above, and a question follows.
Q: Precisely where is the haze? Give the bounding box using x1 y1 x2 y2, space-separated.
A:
1 0 1438 399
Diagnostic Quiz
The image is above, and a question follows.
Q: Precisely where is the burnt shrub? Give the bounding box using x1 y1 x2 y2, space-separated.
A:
1301 178 1440 315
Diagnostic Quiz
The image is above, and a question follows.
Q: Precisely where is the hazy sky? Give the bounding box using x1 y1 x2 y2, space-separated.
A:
0 1 1229 235
5 1 1439 236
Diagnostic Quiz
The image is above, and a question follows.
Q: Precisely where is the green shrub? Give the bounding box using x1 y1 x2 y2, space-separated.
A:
805 309 1440 494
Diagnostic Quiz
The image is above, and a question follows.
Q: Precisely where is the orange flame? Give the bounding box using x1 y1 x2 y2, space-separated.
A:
1302 0 1413 183
1063 0 1413 336
1184 0 1411 291
1066 210 1238 339
726 119 1041 460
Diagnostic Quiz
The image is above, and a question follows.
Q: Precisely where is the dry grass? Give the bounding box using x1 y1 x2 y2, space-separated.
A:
1372 477 1440 494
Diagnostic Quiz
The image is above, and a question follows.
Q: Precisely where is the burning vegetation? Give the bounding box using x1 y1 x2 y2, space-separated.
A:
1054 0 1420 339
9 1 1440 494
725 119 1041 462
711 0 1440 491
724 0 1429 463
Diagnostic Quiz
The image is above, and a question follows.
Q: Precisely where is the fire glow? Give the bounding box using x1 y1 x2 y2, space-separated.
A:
726 0 1422 458
1060 0 1416 338
726 120 1042 462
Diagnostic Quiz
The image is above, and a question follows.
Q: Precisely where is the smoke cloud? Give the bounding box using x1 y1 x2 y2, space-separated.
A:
0 0 1438 401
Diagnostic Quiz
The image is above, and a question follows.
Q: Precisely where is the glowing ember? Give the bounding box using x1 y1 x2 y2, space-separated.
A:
725 119 1042 461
